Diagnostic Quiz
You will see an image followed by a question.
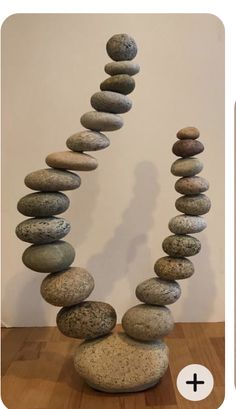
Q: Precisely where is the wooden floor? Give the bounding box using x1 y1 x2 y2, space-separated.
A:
1 323 224 409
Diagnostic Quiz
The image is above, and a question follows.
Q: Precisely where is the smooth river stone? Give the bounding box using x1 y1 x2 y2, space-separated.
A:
105 61 140 76
168 215 207 234
57 301 117 339
40 267 95 306
74 332 169 393
154 256 194 280
175 194 211 216
175 176 209 195
17 192 70 217
162 235 201 257
171 158 203 177
172 139 204 158
106 34 137 61
122 304 174 341
66 130 110 152
100 75 135 95
177 127 200 140
25 168 81 191
46 151 98 171
135 277 181 305
22 241 75 273
16 217 70 244
81 111 123 132
91 91 132 114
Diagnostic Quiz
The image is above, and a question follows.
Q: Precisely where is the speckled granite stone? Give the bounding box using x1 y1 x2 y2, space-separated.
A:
172 139 204 158
16 217 70 244
177 127 200 140
171 158 203 177
135 277 181 305
154 256 194 280
24 169 81 191
175 194 211 215
100 75 135 95
46 151 98 171
168 215 207 234
106 34 137 61
105 61 140 76
81 111 123 131
175 176 209 195
162 235 201 257
91 91 132 114
17 192 70 217
66 130 110 152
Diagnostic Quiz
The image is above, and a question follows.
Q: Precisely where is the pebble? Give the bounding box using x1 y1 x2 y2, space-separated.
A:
171 158 203 177
122 304 174 341
66 130 110 152
106 34 137 61
22 240 75 273
105 61 140 76
91 91 132 114
80 111 123 131
17 192 70 217
46 151 98 171
175 194 211 215
154 256 194 280
100 75 135 95
172 139 204 158
177 127 200 140
74 332 169 393
135 277 181 305
24 168 81 191
168 215 207 234
175 176 209 195
56 301 117 339
16 217 70 244
40 267 95 306
162 235 201 257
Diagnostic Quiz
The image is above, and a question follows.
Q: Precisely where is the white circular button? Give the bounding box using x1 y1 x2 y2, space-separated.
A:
177 364 214 401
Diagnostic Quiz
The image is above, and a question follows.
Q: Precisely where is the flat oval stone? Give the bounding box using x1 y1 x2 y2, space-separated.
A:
81 111 123 131
91 91 132 114
177 127 200 140
22 241 75 273
175 176 209 195
17 192 70 217
74 332 169 393
16 217 70 244
168 215 207 234
176 194 211 215
40 267 95 306
154 256 194 280
25 168 81 191
136 277 181 305
105 61 140 76
172 139 204 158
57 301 117 339
162 235 201 257
171 158 203 177
122 304 174 341
46 151 98 171
106 34 137 61
100 75 135 95
66 130 110 152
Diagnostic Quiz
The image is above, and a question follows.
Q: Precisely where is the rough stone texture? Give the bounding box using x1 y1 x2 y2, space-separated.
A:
91 91 132 114
177 127 200 140
122 304 174 341
100 75 135 95
81 111 123 132
168 215 207 234
172 139 204 158
135 277 181 305
25 169 81 191
106 34 137 61
175 176 209 195
40 267 95 307
46 151 98 171
105 61 140 76
175 194 211 216
57 301 117 339
171 158 203 177
74 332 169 393
22 240 75 273
154 256 194 280
66 130 110 152
17 192 70 217
16 217 70 244
162 235 201 257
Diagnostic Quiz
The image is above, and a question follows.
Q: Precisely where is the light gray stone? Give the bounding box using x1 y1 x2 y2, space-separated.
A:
171 158 203 177
175 194 211 215
106 34 137 61
17 192 70 217
154 256 194 280
177 127 200 140
100 75 135 95
136 277 181 305
172 139 204 158
168 215 207 234
162 235 201 257
46 151 98 171
175 176 209 195
91 91 132 114
24 168 81 191
66 130 110 152
16 217 70 244
80 111 123 131
105 61 140 76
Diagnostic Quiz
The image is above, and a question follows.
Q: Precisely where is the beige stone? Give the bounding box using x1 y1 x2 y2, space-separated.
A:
46 151 98 171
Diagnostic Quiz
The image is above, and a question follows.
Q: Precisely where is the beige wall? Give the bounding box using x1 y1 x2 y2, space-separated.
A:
1 14 224 326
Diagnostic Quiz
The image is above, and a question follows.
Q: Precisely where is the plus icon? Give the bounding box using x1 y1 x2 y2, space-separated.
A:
186 373 205 392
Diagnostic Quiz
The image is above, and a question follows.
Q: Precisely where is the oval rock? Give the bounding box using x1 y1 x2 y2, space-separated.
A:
81 111 123 132
67 130 110 152
105 61 140 76
175 176 209 195
162 235 201 257
17 192 70 217
106 34 137 61
177 127 200 140
91 91 132 114
24 168 81 191
100 75 135 95
154 256 194 280
172 139 204 158
136 277 181 305
46 151 98 171
175 194 211 215
16 217 70 244
168 215 207 234
171 158 203 177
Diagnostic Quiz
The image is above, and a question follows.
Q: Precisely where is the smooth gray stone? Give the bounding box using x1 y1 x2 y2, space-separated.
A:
66 130 110 152
168 215 207 234
175 176 209 195
91 91 132 114
57 301 117 339
100 75 135 95
17 192 70 217
22 241 75 273
40 267 95 306
171 158 203 177
106 34 137 61
154 257 194 280
81 111 123 132
177 127 200 140
172 139 204 158
46 151 98 171
162 235 201 257
25 169 81 192
16 217 70 244
175 194 211 215
136 277 181 305
105 61 140 76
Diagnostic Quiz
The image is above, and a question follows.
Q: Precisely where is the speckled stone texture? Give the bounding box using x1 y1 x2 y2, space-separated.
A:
57 301 117 339
168 215 207 234
74 332 169 393
177 127 200 140
135 277 181 305
16 217 70 244
175 176 209 195
105 61 140 76
154 256 194 280
40 267 95 306
81 111 123 131
175 194 211 215
45 151 98 171
24 169 81 191
91 91 132 114
66 130 110 152
17 192 70 217
172 139 204 158
106 34 137 61
171 158 203 177
162 235 201 257
100 75 135 95
122 304 174 341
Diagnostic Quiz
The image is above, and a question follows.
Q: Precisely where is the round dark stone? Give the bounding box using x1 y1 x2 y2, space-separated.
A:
106 34 137 61
100 75 135 95
172 139 204 158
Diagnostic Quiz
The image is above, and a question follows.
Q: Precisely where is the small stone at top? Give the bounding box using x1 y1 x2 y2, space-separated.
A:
106 34 137 61
177 127 200 140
